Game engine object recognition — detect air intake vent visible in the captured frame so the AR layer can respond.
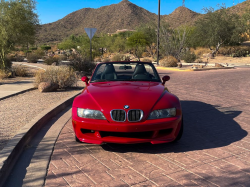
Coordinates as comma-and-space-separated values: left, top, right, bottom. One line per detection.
128, 110, 143, 122
111, 110, 126, 122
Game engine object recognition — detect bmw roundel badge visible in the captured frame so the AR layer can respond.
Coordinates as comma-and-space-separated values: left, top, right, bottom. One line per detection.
124, 105, 130, 109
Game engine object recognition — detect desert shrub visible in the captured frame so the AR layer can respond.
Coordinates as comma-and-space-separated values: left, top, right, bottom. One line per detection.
218, 46, 250, 57
7, 54, 24, 62
40, 45, 51, 51
102, 58, 110, 62
102, 53, 111, 59
111, 54, 123, 61
182, 51, 197, 63
141, 58, 152, 62
0, 57, 12, 70
68, 54, 78, 61
0, 69, 9, 79
231, 46, 250, 57
34, 67, 77, 88
195, 58, 204, 63
7, 54, 16, 61
194, 47, 210, 57
27, 53, 39, 63
15, 55, 24, 62
94, 57, 102, 62
34, 49, 45, 58
12, 65, 28, 77
58, 54, 67, 61
142, 52, 150, 58
69, 56, 96, 73
159, 56, 178, 67
218, 47, 232, 56
122, 55, 131, 61
44, 56, 59, 65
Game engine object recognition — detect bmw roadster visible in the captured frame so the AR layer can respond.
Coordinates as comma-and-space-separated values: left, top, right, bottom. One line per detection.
72, 61, 183, 144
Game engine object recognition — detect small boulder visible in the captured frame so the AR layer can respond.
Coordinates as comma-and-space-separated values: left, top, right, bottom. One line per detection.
215, 63, 224, 68
177, 63, 182, 68
38, 82, 59, 92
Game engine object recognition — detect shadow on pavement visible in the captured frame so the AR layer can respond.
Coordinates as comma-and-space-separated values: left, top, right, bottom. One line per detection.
101, 100, 248, 153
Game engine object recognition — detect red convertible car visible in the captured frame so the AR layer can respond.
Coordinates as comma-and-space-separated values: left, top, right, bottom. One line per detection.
72, 61, 183, 144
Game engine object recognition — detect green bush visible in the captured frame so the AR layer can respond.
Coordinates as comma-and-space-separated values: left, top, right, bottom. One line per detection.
40, 45, 51, 51
159, 56, 178, 67
232, 47, 250, 57
182, 51, 197, 63
218, 46, 250, 57
70, 56, 96, 73
30, 47, 37, 50
34, 66, 77, 89
0, 57, 12, 70
27, 53, 39, 63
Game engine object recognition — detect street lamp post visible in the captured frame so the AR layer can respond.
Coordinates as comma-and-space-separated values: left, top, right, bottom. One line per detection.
157, 0, 160, 65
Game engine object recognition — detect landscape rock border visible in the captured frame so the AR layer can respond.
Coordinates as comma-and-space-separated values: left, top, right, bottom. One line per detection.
0, 90, 82, 186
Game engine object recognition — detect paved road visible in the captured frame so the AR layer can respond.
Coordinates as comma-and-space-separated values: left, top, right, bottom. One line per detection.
44, 68, 250, 186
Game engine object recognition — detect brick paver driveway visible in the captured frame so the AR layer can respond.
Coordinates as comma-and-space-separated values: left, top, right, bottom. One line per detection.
46, 68, 250, 186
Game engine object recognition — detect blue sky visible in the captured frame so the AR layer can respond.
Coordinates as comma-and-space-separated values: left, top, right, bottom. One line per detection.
36, 0, 245, 24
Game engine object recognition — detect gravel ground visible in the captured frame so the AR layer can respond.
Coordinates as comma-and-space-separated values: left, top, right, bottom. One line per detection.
0, 86, 84, 151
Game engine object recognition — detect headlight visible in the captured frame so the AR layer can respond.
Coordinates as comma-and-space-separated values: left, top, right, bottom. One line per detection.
148, 108, 176, 119
77, 108, 106, 120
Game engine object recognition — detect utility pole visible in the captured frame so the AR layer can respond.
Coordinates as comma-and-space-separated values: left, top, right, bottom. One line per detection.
157, 0, 160, 65
84, 28, 97, 62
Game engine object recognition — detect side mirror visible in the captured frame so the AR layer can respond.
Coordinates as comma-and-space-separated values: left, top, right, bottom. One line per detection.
162, 75, 170, 85
81, 76, 89, 85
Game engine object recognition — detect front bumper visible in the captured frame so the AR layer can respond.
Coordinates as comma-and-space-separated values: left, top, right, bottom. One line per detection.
72, 114, 182, 144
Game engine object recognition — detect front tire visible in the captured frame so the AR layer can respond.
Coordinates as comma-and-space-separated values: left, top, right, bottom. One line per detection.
75, 135, 82, 143
173, 117, 183, 142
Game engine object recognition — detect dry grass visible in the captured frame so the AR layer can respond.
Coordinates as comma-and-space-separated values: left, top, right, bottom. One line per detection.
34, 66, 77, 89
12, 65, 28, 77
193, 47, 211, 57
0, 69, 8, 80
141, 58, 152, 62
159, 56, 178, 67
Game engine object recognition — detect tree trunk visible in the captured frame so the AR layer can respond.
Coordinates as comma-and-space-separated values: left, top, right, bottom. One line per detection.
211, 42, 222, 57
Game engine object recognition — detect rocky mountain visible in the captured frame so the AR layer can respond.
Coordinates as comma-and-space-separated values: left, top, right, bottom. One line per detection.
162, 6, 201, 28
37, 0, 249, 44
37, 0, 158, 43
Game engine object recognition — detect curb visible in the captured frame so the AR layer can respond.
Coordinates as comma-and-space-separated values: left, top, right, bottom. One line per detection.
0, 88, 36, 101
0, 90, 82, 187
156, 66, 235, 71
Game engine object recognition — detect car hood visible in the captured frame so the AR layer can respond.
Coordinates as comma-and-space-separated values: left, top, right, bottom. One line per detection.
74, 81, 168, 112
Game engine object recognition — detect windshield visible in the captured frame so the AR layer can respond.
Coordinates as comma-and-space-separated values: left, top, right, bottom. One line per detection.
90, 62, 161, 83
